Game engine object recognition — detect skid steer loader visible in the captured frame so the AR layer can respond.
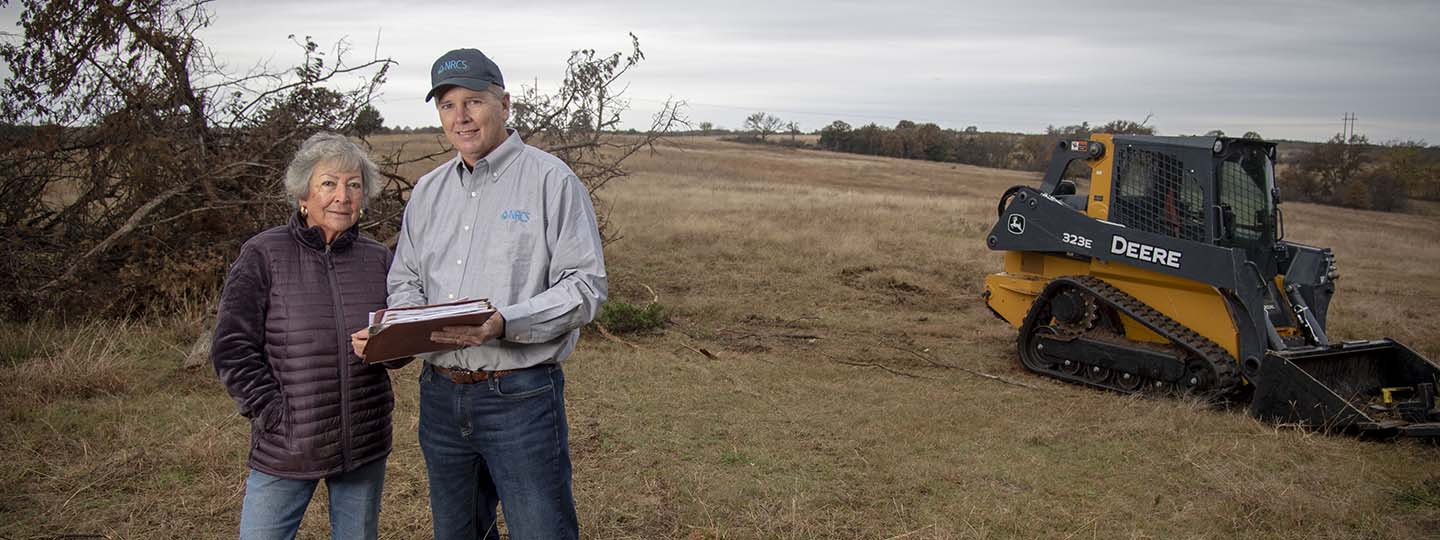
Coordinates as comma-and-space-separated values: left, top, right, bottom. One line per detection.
983, 134, 1440, 437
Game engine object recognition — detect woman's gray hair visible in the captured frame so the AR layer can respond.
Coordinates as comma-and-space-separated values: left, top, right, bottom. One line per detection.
284, 132, 383, 209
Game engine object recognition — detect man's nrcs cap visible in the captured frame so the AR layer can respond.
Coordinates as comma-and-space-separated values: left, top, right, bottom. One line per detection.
425, 48, 505, 102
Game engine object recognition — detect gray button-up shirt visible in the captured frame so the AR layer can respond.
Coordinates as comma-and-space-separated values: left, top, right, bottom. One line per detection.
387, 130, 607, 371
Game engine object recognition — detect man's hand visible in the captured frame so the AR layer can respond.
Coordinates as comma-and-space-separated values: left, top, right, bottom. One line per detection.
351, 328, 370, 359
432, 312, 506, 347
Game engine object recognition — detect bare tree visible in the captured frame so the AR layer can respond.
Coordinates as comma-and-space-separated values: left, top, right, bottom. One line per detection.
0, 0, 400, 319
744, 112, 783, 141
509, 33, 686, 244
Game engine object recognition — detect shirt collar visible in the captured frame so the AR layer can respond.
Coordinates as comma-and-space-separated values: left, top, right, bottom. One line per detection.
454, 128, 523, 183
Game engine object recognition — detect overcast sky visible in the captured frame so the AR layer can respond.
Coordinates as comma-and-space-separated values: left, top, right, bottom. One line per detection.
4, 0, 1438, 142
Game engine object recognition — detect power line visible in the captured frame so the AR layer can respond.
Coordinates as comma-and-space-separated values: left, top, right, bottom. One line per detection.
1342, 112, 1357, 141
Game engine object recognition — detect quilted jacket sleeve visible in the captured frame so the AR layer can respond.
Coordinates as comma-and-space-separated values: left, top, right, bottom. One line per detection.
211, 243, 283, 428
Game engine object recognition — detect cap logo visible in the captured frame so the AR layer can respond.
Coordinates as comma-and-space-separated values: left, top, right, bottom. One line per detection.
436, 59, 469, 76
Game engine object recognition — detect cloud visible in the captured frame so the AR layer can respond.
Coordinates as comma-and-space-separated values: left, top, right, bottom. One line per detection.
5, 0, 1437, 141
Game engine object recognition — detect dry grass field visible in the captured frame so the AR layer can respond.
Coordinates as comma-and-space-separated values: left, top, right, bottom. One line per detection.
3, 136, 1438, 539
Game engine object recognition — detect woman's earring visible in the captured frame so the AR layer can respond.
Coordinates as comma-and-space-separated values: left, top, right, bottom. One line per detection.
359, 208, 366, 219
300, 206, 308, 217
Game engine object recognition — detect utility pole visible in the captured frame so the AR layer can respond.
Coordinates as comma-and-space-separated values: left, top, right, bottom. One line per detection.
1341, 112, 1357, 142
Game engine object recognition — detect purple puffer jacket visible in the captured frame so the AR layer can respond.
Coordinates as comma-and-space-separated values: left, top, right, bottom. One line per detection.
212, 212, 408, 479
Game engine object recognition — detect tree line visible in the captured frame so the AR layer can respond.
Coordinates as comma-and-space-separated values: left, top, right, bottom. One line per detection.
815, 118, 1156, 172
1277, 134, 1440, 212
797, 116, 1438, 212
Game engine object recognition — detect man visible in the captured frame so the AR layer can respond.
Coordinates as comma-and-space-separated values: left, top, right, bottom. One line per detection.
386, 48, 606, 540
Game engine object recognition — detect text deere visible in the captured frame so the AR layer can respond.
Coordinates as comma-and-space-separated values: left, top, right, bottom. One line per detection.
1110, 235, 1182, 269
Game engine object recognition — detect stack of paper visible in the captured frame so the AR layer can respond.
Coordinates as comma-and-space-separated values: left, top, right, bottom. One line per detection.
371, 300, 494, 328
363, 299, 495, 363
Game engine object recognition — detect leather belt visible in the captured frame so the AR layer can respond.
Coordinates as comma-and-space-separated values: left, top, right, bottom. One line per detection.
431, 365, 514, 384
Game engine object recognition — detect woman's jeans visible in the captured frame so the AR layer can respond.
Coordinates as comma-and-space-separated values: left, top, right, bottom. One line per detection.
419, 362, 578, 540
238, 457, 386, 540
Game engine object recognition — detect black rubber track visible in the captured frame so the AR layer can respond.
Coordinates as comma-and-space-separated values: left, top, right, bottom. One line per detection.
1017, 275, 1243, 398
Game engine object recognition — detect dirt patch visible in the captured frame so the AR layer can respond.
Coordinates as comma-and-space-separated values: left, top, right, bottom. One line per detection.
872, 276, 925, 294
835, 265, 979, 313
838, 265, 926, 295
710, 314, 824, 354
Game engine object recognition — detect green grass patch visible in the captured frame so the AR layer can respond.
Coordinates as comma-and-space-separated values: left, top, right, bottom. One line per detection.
593, 300, 668, 334
720, 448, 751, 465
1393, 478, 1440, 510
0, 322, 58, 366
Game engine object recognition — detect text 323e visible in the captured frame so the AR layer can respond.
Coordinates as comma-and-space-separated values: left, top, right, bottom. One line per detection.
1062, 232, 1093, 250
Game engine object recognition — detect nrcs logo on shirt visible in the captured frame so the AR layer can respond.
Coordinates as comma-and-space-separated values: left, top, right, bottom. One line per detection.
500, 210, 531, 223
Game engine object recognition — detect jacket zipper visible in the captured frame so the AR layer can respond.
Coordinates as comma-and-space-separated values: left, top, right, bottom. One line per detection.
323, 244, 354, 471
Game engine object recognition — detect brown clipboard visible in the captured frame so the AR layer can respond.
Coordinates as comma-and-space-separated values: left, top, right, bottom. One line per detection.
363, 299, 494, 363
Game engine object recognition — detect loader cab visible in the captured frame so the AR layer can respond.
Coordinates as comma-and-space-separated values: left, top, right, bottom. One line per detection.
1097, 135, 1281, 275
1096, 135, 1295, 337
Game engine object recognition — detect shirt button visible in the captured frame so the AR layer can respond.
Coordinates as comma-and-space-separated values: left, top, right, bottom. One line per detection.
463, 225, 470, 231
456, 259, 463, 265
470, 191, 477, 198
492, 173, 498, 178
447, 294, 455, 300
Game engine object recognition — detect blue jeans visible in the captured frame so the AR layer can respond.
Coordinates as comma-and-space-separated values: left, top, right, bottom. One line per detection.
238, 458, 386, 540
418, 363, 577, 540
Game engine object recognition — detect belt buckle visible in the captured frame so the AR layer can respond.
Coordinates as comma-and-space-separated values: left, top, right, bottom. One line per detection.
460, 367, 485, 384
438, 364, 507, 384
439, 365, 475, 384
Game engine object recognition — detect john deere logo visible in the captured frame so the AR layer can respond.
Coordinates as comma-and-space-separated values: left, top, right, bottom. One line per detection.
436, 59, 469, 75
1007, 214, 1025, 234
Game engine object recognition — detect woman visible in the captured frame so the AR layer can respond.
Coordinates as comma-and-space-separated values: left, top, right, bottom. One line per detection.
212, 132, 407, 540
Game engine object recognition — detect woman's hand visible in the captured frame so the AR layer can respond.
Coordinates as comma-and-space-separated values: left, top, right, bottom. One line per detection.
351, 327, 370, 359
